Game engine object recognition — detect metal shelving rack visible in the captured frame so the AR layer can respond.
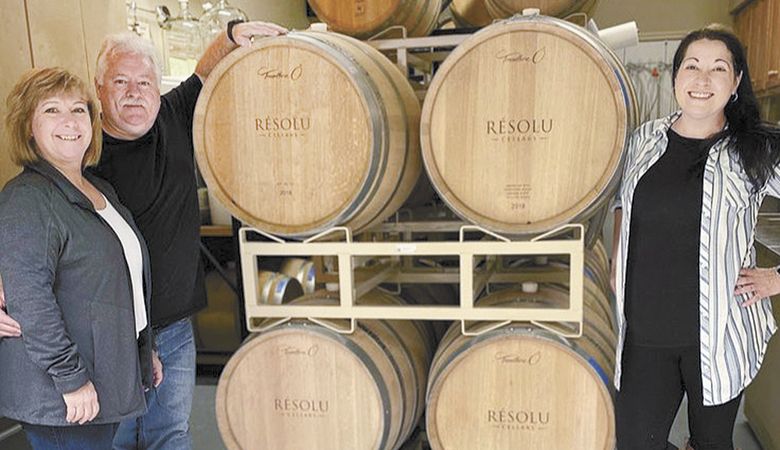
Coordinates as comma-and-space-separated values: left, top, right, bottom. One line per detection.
238, 222, 586, 338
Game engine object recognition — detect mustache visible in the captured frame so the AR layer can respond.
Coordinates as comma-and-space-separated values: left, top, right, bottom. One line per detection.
120, 99, 147, 107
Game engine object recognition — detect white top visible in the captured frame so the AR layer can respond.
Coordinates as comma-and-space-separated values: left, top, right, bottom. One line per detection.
96, 197, 147, 338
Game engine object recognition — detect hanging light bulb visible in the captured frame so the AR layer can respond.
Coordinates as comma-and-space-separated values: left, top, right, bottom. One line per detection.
126, 1, 141, 35
156, 5, 171, 30
199, 0, 248, 46
162, 0, 203, 77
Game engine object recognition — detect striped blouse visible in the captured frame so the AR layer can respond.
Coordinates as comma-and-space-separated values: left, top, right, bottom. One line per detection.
614, 111, 778, 406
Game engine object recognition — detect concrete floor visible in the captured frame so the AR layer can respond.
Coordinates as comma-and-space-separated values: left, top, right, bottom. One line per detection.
192, 376, 227, 450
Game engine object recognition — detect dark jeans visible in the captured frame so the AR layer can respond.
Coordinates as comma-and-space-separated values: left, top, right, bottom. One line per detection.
616, 343, 742, 450
22, 422, 118, 450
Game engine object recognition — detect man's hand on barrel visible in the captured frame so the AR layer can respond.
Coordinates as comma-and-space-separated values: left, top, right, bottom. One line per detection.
231, 21, 288, 46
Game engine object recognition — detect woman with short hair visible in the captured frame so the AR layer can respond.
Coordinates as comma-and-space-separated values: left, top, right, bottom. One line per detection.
0, 67, 162, 450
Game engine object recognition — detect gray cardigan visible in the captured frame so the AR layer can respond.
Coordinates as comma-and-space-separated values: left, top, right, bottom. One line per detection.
0, 160, 154, 426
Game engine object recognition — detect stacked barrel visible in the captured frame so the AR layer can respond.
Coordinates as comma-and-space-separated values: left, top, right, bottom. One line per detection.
307, 0, 443, 38
194, 15, 635, 241
215, 290, 436, 450
193, 5, 636, 449
450, 0, 599, 28
425, 242, 617, 449
420, 16, 636, 239
193, 31, 422, 238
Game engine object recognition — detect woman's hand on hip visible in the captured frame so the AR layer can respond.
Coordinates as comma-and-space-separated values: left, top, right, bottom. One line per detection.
62, 380, 100, 424
735, 267, 780, 307
0, 309, 21, 338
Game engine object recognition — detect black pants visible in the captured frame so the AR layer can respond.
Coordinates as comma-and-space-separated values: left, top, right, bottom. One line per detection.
616, 343, 742, 450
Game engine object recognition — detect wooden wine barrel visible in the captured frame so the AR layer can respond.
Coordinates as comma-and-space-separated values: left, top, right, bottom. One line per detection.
279, 258, 317, 293
513, 240, 611, 292
399, 283, 459, 342
308, 0, 443, 39
450, 0, 596, 28
474, 282, 616, 351
502, 239, 614, 307
194, 31, 422, 238
585, 239, 611, 293
420, 15, 637, 235
485, 0, 598, 20
256, 271, 304, 304
426, 285, 617, 450
546, 241, 615, 315
216, 289, 434, 450
577, 199, 607, 247
546, 281, 616, 336
450, 0, 494, 27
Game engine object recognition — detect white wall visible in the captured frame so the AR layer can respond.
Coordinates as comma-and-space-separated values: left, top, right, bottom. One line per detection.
591, 0, 733, 39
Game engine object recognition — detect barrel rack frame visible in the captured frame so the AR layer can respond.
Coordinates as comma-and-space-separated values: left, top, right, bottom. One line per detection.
366, 29, 472, 100
238, 222, 586, 338
369, 31, 469, 85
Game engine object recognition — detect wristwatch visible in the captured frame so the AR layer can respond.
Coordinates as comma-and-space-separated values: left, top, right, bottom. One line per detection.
227, 19, 246, 45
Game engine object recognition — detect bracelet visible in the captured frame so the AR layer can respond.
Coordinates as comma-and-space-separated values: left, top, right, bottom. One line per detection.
227, 19, 246, 45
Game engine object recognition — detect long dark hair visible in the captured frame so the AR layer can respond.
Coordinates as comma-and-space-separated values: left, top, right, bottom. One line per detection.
672, 25, 780, 192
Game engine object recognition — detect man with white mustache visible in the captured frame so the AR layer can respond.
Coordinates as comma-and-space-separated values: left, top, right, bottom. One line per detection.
90, 20, 286, 450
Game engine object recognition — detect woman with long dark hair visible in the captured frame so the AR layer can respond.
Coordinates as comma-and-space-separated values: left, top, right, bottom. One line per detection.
611, 24, 780, 449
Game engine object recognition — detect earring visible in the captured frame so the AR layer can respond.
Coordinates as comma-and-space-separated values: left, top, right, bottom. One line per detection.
730, 92, 739, 103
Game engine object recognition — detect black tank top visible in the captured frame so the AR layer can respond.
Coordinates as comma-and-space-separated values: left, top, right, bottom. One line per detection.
624, 128, 716, 346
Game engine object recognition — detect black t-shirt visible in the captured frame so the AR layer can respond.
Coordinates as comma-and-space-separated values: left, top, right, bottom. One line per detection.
93, 74, 206, 328
624, 128, 717, 346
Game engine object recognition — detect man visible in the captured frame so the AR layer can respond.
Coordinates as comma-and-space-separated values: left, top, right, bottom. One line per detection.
91, 21, 286, 449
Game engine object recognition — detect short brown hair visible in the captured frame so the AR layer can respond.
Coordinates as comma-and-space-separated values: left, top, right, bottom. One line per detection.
5, 67, 102, 168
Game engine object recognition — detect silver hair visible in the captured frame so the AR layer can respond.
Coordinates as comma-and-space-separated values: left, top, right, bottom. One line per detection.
95, 32, 163, 86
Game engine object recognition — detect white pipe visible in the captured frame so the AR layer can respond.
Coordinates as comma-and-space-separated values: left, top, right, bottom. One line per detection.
597, 21, 640, 50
